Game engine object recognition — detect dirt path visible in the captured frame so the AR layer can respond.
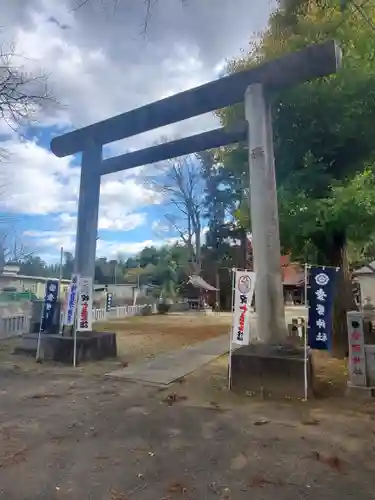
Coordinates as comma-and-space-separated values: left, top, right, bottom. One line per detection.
96, 313, 232, 364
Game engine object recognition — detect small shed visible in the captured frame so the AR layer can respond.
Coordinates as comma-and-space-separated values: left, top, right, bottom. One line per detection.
353, 261, 375, 307
281, 255, 305, 305
180, 275, 219, 309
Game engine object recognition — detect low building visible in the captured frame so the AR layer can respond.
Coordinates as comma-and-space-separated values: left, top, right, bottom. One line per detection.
281, 255, 305, 305
0, 265, 71, 299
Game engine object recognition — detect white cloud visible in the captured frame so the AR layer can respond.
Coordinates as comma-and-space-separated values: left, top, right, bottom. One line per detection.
2, 0, 273, 152
151, 219, 170, 234
24, 224, 178, 261
1, 0, 273, 260
0, 138, 78, 215
0, 138, 155, 232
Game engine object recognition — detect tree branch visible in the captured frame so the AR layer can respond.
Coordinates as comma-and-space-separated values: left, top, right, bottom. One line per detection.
0, 43, 56, 134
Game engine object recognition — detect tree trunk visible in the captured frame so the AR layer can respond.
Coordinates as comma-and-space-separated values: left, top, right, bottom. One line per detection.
195, 224, 201, 273
215, 268, 220, 309
321, 231, 355, 358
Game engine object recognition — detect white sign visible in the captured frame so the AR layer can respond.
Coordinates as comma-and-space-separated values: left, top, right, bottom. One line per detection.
347, 311, 366, 387
77, 276, 93, 331
232, 270, 256, 345
64, 274, 80, 326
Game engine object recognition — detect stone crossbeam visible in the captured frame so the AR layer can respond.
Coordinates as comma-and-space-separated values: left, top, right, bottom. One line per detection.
51, 40, 341, 158
99, 122, 247, 175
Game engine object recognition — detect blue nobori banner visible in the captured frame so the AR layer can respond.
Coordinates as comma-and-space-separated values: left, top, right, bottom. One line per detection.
307, 266, 338, 350
64, 274, 79, 326
41, 280, 59, 333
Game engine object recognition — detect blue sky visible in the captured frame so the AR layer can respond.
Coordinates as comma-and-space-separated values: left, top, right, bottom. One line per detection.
0, 0, 273, 264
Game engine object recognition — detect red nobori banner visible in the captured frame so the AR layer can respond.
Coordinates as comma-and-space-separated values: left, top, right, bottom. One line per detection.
232, 270, 256, 345
77, 276, 93, 332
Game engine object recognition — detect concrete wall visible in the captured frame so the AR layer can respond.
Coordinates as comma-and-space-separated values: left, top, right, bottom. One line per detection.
93, 284, 149, 305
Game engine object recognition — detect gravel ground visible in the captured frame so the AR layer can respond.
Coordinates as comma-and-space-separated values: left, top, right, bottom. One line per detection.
0, 364, 375, 500
0, 314, 374, 499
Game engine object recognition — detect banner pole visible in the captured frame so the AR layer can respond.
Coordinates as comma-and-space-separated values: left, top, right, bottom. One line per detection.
228, 267, 236, 390
303, 263, 308, 401
73, 310, 77, 368
35, 301, 45, 362
58, 246, 64, 334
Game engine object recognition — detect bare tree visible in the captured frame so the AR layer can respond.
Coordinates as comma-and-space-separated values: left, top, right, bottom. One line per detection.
0, 41, 53, 263
0, 223, 32, 270
0, 42, 53, 133
147, 156, 203, 273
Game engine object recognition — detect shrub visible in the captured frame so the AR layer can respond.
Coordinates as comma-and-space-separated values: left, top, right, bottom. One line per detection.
141, 304, 153, 316
157, 302, 171, 315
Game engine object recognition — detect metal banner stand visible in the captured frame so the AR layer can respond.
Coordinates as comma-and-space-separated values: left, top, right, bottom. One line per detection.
228, 268, 236, 390
35, 302, 46, 362
303, 263, 339, 401
73, 309, 78, 368
303, 263, 310, 401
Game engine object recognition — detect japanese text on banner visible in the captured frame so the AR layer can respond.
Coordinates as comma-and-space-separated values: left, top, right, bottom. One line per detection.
41, 280, 59, 333
307, 266, 338, 350
65, 274, 79, 326
77, 277, 93, 332
232, 270, 256, 345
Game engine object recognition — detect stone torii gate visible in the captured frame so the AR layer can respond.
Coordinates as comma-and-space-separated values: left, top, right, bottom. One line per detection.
51, 40, 341, 348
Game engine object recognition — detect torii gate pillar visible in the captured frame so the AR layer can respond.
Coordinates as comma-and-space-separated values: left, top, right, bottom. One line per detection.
74, 143, 102, 279
245, 84, 287, 343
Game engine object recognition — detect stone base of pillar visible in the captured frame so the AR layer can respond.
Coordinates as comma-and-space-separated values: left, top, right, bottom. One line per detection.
346, 384, 375, 400
15, 331, 117, 364
231, 344, 313, 399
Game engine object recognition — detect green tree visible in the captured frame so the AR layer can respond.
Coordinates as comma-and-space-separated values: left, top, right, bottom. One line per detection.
20, 256, 48, 277
62, 251, 75, 279
138, 246, 160, 268
220, 0, 375, 354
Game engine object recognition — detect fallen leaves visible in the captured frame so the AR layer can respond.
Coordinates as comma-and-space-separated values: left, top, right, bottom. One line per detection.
110, 490, 129, 500
0, 447, 29, 468
167, 481, 187, 494
249, 474, 284, 488
301, 418, 320, 426
253, 419, 270, 426
110, 483, 147, 499
162, 393, 188, 406
28, 393, 62, 400
312, 451, 345, 472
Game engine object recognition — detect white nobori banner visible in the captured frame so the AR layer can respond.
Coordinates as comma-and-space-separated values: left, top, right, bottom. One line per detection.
77, 276, 93, 332
232, 270, 256, 345
64, 274, 80, 326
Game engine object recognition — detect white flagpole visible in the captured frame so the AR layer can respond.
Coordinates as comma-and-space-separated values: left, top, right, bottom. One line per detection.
58, 246, 64, 334
73, 306, 78, 367
228, 267, 236, 390
303, 263, 309, 401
